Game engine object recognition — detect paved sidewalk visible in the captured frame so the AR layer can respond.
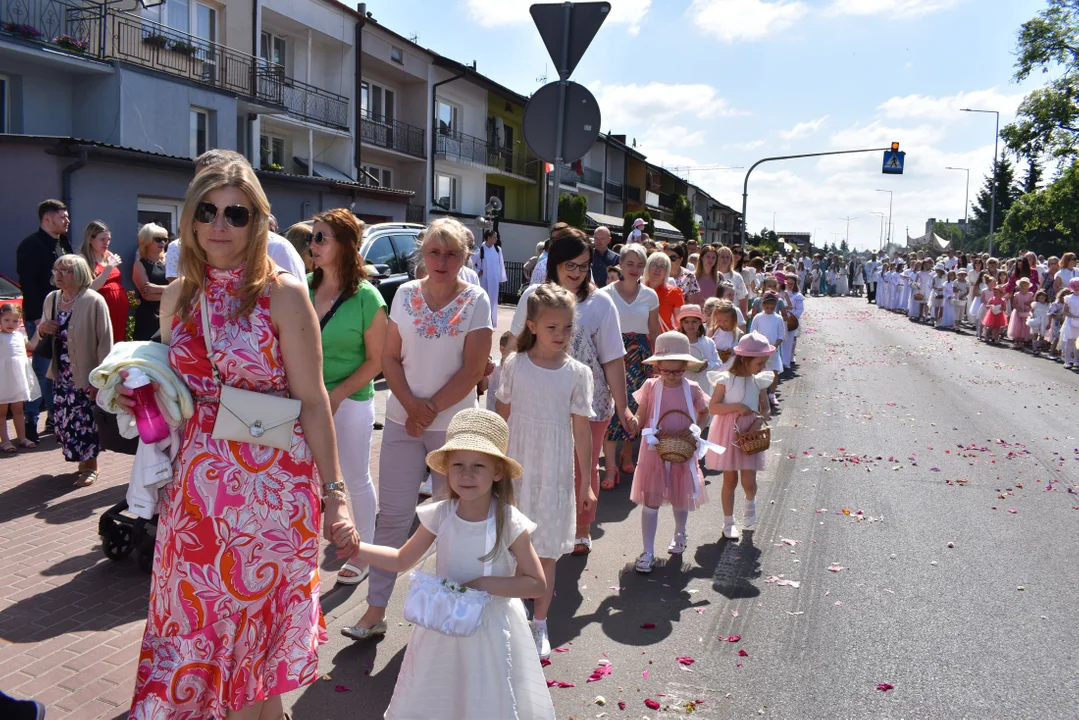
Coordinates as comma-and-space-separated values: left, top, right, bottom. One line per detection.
0, 307, 512, 718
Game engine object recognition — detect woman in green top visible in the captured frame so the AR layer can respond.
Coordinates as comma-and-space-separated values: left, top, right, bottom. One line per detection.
309, 208, 388, 584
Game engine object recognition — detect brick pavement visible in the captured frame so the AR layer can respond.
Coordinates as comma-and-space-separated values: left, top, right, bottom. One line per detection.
0, 307, 512, 718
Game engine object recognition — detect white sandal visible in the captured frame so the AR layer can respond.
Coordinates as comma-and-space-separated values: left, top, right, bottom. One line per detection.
336, 562, 369, 586
667, 533, 688, 555
635, 552, 655, 573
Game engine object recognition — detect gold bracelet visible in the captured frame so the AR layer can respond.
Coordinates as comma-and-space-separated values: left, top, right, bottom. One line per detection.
324, 489, 348, 503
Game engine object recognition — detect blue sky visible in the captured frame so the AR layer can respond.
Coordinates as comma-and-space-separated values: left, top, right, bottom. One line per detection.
366, 0, 1045, 250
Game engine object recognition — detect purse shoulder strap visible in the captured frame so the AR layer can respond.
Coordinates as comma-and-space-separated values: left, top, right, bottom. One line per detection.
319, 289, 355, 331
199, 291, 222, 385
432, 499, 497, 577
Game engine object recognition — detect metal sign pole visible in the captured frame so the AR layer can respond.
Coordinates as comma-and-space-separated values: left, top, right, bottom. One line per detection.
546, 2, 572, 230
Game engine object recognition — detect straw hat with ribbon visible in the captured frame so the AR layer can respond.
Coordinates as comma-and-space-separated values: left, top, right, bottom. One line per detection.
426, 408, 523, 480
643, 331, 706, 370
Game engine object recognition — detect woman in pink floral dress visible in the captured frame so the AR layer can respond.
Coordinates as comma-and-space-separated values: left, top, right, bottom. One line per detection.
127, 162, 359, 719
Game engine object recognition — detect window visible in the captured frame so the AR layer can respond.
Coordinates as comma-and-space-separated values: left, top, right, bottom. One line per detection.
0, 76, 7, 134
190, 107, 209, 157
260, 31, 286, 71
390, 46, 403, 64
388, 234, 418, 274
360, 80, 395, 123
361, 163, 392, 189
436, 99, 459, 136
138, 199, 183, 236
144, 0, 189, 33
364, 235, 396, 267
260, 134, 285, 168
435, 174, 459, 211
195, 2, 217, 44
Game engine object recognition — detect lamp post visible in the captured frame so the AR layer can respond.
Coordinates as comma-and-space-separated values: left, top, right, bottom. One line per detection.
839, 215, 857, 249
944, 166, 970, 235
960, 108, 1000, 257
875, 189, 893, 249
871, 211, 886, 252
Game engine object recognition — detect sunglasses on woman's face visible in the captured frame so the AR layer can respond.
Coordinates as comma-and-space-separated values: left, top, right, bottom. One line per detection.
656, 367, 686, 375
307, 231, 335, 246
195, 201, 251, 228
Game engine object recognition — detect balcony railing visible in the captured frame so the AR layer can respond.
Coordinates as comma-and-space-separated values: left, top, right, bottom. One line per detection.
360, 111, 426, 159
559, 165, 578, 186
658, 192, 675, 209
488, 145, 540, 179
1, 0, 106, 59
437, 129, 488, 166
579, 166, 602, 188
282, 76, 349, 130
111, 10, 282, 105
626, 186, 641, 203
605, 179, 624, 199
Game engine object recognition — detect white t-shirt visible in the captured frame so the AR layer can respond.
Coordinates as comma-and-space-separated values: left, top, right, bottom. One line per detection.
719, 270, 748, 302
945, 256, 959, 270
599, 283, 659, 335
386, 280, 493, 431
163, 232, 307, 289
529, 254, 548, 286
458, 266, 481, 286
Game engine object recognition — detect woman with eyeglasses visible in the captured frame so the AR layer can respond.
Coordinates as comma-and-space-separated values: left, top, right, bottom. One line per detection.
125, 162, 359, 719
344, 216, 493, 641
131, 223, 169, 341
307, 209, 387, 587
511, 224, 634, 558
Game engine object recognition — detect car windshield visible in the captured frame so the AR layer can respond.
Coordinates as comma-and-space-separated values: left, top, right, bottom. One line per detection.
0, 277, 20, 299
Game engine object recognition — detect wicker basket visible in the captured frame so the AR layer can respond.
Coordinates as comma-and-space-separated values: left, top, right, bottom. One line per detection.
718, 349, 734, 364
734, 416, 771, 456
655, 409, 698, 463
785, 313, 799, 332
913, 292, 925, 302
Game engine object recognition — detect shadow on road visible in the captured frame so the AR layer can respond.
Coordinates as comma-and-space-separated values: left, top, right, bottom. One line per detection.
707, 531, 762, 599
290, 635, 403, 719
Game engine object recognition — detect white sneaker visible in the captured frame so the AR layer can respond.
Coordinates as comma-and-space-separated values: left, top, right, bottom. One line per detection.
723, 519, 741, 540
532, 620, 551, 659
418, 475, 433, 497
743, 500, 757, 528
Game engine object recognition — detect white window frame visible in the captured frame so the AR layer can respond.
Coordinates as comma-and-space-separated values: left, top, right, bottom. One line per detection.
143, 0, 190, 33
435, 173, 460, 211
0, 75, 8, 134
260, 30, 287, 72
138, 199, 183, 234
260, 132, 286, 168
360, 79, 396, 123
190, 107, 209, 158
361, 163, 393, 189
435, 98, 460, 137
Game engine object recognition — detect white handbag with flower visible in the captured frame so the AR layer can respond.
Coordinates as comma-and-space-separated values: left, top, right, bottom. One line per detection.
403, 501, 494, 637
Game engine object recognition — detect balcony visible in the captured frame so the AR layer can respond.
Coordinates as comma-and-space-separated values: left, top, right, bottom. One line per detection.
559, 164, 602, 189
605, 179, 624, 199
658, 192, 675, 209
559, 165, 578, 186
111, 10, 282, 106
1, 0, 106, 59
436, 129, 487, 166
488, 145, 540, 180
361, 111, 426, 159
281, 76, 349, 130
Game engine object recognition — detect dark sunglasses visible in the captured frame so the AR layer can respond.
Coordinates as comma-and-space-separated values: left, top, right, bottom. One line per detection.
195, 201, 251, 228
307, 231, 334, 246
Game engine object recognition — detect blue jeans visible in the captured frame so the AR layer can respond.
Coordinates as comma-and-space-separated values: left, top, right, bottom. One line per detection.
23, 320, 53, 431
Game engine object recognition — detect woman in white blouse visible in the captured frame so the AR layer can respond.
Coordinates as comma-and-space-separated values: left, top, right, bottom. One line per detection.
717, 245, 749, 317
599, 243, 659, 490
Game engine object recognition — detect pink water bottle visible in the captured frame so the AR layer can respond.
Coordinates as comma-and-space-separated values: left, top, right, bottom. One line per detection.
124, 368, 169, 443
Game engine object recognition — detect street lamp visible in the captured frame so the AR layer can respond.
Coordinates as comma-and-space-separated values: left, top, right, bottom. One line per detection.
944, 166, 970, 234
871, 211, 886, 252
960, 108, 1000, 257
875, 189, 893, 249
839, 215, 857, 248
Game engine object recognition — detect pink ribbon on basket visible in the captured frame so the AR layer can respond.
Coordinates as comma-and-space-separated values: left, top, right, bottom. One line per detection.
640, 380, 724, 501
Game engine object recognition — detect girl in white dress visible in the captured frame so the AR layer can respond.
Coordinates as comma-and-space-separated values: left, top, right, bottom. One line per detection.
748, 293, 785, 409
497, 284, 594, 659
0, 304, 42, 452
930, 264, 948, 326
1028, 289, 1050, 354
676, 304, 720, 398
1062, 279, 1079, 368
707, 300, 741, 372
353, 408, 554, 720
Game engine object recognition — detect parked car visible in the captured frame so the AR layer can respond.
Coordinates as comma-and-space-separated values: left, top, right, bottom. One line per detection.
0, 275, 22, 312
360, 222, 425, 306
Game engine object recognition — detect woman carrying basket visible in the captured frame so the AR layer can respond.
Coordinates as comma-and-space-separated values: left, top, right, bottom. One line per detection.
629, 331, 711, 573
705, 332, 775, 541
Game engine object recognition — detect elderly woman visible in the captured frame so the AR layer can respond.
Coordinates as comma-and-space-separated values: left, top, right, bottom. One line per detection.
345, 217, 492, 640
32, 255, 112, 486
124, 162, 359, 719
80, 221, 128, 343
132, 223, 169, 341
285, 220, 315, 274
599, 243, 659, 489
665, 242, 700, 299
644, 251, 685, 331
512, 224, 634, 558
307, 208, 387, 586
717, 246, 749, 316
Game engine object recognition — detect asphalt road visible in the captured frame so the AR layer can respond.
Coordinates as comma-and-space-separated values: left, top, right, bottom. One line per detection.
285, 297, 1079, 720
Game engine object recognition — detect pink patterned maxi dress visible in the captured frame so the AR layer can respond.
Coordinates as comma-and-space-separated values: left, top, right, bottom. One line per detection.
131, 266, 326, 718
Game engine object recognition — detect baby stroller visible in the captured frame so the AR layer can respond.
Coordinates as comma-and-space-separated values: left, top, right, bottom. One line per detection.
95, 407, 158, 573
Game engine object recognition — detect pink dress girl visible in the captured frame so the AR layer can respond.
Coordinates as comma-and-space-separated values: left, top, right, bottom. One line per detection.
1008, 286, 1034, 342
631, 376, 710, 511
983, 293, 1009, 330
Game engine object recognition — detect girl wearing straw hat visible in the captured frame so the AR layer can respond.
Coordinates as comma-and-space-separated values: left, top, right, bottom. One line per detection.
630, 331, 711, 573
705, 332, 775, 541
349, 408, 554, 719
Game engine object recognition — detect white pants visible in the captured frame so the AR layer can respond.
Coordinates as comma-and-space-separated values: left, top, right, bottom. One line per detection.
334, 397, 378, 552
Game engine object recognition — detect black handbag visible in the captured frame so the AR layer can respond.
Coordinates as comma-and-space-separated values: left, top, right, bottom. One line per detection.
94, 406, 139, 456
33, 295, 56, 361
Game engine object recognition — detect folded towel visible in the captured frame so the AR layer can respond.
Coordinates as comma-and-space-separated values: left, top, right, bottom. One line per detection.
90, 341, 193, 431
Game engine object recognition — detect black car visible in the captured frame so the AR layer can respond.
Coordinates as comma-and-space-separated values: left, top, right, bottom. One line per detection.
360, 223, 424, 306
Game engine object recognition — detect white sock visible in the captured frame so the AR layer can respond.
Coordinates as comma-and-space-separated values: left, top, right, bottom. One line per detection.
533, 618, 546, 629
724, 514, 736, 528
673, 509, 689, 537
641, 507, 659, 555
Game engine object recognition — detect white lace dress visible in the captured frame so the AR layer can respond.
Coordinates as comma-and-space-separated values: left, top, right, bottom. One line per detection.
497, 352, 594, 558
385, 501, 554, 720
0, 331, 40, 404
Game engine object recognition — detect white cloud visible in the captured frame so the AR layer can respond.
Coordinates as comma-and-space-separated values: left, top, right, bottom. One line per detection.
589, 81, 745, 130
780, 115, 829, 140
827, 0, 966, 19
463, 0, 652, 35
725, 139, 767, 151
877, 88, 1024, 120
688, 0, 808, 42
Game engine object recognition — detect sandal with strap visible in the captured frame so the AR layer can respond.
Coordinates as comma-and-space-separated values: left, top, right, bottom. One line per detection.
600, 469, 618, 492
18, 438, 36, 449
635, 552, 655, 573
74, 470, 98, 488
571, 537, 592, 556
667, 533, 688, 555
0, 441, 16, 454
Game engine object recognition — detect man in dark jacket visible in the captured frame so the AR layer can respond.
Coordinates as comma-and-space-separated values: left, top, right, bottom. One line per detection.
16, 199, 72, 442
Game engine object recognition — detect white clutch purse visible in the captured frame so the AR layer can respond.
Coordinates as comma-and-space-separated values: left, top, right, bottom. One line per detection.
403, 501, 495, 637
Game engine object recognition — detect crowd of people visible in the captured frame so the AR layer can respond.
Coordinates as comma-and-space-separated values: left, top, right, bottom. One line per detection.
3, 148, 817, 719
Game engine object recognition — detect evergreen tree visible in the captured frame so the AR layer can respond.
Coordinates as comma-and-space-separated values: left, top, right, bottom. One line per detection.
840, 238, 849, 254
558, 194, 588, 230
1021, 157, 1043, 193
670, 195, 700, 241
968, 152, 1019, 240
622, 210, 655, 238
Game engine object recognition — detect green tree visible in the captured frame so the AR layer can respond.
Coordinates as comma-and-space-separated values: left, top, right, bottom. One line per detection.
999, 160, 1079, 257
558, 194, 588, 230
622, 210, 655, 239
1001, 0, 1079, 162
1021, 157, 1044, 194
968, 152, 1019, 241
839, 238, 849, 254
932, 221, 966, 247
670, 195, 699, 241
747, 227, 779, 254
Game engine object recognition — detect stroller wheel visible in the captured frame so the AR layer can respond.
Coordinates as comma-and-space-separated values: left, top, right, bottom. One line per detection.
102, 524, 134, 560
136, 534, 156, 574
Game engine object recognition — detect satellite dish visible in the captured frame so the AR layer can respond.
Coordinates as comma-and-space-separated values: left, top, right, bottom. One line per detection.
486, 196, 503, 214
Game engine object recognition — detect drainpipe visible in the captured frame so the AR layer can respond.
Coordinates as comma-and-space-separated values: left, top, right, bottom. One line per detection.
61, 147, 89, 213
430, 67, 467, 214
602, 136, 608, 216
251, 0, 261, 164
354, 4, 366, 180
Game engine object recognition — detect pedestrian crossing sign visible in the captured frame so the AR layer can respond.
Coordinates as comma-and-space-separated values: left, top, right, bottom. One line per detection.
882, 150, 905, 174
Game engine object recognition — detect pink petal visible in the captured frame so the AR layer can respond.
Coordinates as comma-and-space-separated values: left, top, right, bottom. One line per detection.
618, 701, 626, 710
726, 635, 742, 642
828, 565, 846, 572
546, 680, 575, 688
553, 647, 570, 653
334, 685, 351, 692
540, 658, 552, 667
676, 656, 695, 665
737, 649, 749, 657
643, 669, 649, 680
640, 622, 657, 629
644, 698, 661, 710
876, 683, 895, 692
